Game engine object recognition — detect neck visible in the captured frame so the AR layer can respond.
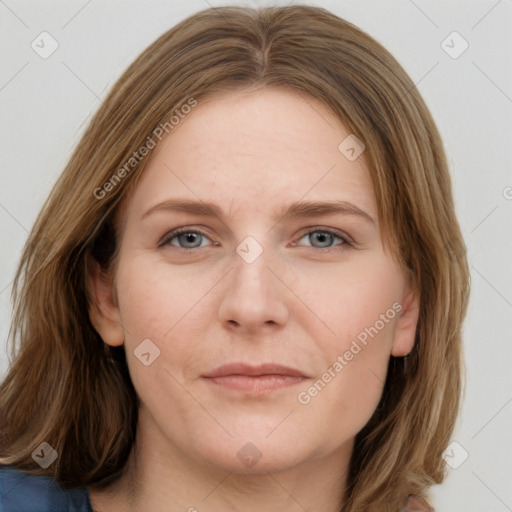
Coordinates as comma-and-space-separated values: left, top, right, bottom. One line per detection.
88, 410, 353, 512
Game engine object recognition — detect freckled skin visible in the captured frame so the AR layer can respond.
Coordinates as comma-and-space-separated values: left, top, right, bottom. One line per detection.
88, 88, 419, 512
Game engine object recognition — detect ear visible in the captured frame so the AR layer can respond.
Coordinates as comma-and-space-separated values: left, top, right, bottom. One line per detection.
391, 283, 420, 357
85, 253, 125, 347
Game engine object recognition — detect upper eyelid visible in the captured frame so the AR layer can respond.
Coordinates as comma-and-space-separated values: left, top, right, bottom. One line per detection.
161, 226, 352, 246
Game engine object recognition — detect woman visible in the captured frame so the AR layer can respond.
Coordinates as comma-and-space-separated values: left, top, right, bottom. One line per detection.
0, 4, 469, 511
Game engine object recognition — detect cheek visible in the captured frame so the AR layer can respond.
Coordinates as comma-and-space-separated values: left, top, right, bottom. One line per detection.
293, 255, 402, 418
295, 312, 397, 445
115, 255, 215, 343
113, 259, 208, 420
112, 257, 213, 402
295, 252, 403, 345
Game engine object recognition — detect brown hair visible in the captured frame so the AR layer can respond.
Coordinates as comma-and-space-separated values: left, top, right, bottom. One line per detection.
0, 5, 469, 511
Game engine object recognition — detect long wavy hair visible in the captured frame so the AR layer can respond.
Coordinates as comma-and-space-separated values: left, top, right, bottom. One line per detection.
0, 5, 470, 511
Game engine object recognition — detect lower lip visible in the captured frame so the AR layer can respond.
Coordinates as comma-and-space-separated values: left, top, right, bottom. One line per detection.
204, 375, 305, 393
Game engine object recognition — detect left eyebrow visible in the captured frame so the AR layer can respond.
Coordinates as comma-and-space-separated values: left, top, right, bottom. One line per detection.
277, 199, 375, 226
141, 198, 375, 226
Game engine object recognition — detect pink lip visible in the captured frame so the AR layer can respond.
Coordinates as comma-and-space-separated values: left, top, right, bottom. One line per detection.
202, 363, 309, 393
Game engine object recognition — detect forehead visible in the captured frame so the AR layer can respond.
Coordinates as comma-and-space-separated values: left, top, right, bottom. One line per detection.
124, 87, 376, 224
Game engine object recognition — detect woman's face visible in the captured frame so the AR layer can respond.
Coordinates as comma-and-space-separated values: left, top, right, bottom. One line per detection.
90, 87, 419, 474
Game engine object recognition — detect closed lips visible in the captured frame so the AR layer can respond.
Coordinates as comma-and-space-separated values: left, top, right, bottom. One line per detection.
201, 363, 309, 394
202, 363, 309, 378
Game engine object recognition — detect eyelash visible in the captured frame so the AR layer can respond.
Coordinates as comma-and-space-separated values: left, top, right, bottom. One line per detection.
159, 227, 354, 253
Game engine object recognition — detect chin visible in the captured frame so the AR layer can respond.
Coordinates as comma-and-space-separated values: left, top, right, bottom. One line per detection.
187, 429, 308, 474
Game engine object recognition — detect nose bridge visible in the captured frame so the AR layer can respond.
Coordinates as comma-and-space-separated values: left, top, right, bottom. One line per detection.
217, 234, 290, 330
232, 234, 275, 295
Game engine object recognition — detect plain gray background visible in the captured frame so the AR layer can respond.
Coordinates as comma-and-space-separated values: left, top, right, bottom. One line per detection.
1, 1, 511, 510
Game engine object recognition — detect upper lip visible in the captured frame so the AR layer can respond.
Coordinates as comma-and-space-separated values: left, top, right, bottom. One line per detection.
202, 363, 309, 378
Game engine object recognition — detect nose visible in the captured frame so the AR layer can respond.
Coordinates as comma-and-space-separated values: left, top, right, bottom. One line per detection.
217, 242, 290, 335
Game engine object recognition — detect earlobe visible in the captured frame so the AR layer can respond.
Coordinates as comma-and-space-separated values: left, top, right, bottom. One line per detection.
391, 285, 420, 357
85, 253, 125, 347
